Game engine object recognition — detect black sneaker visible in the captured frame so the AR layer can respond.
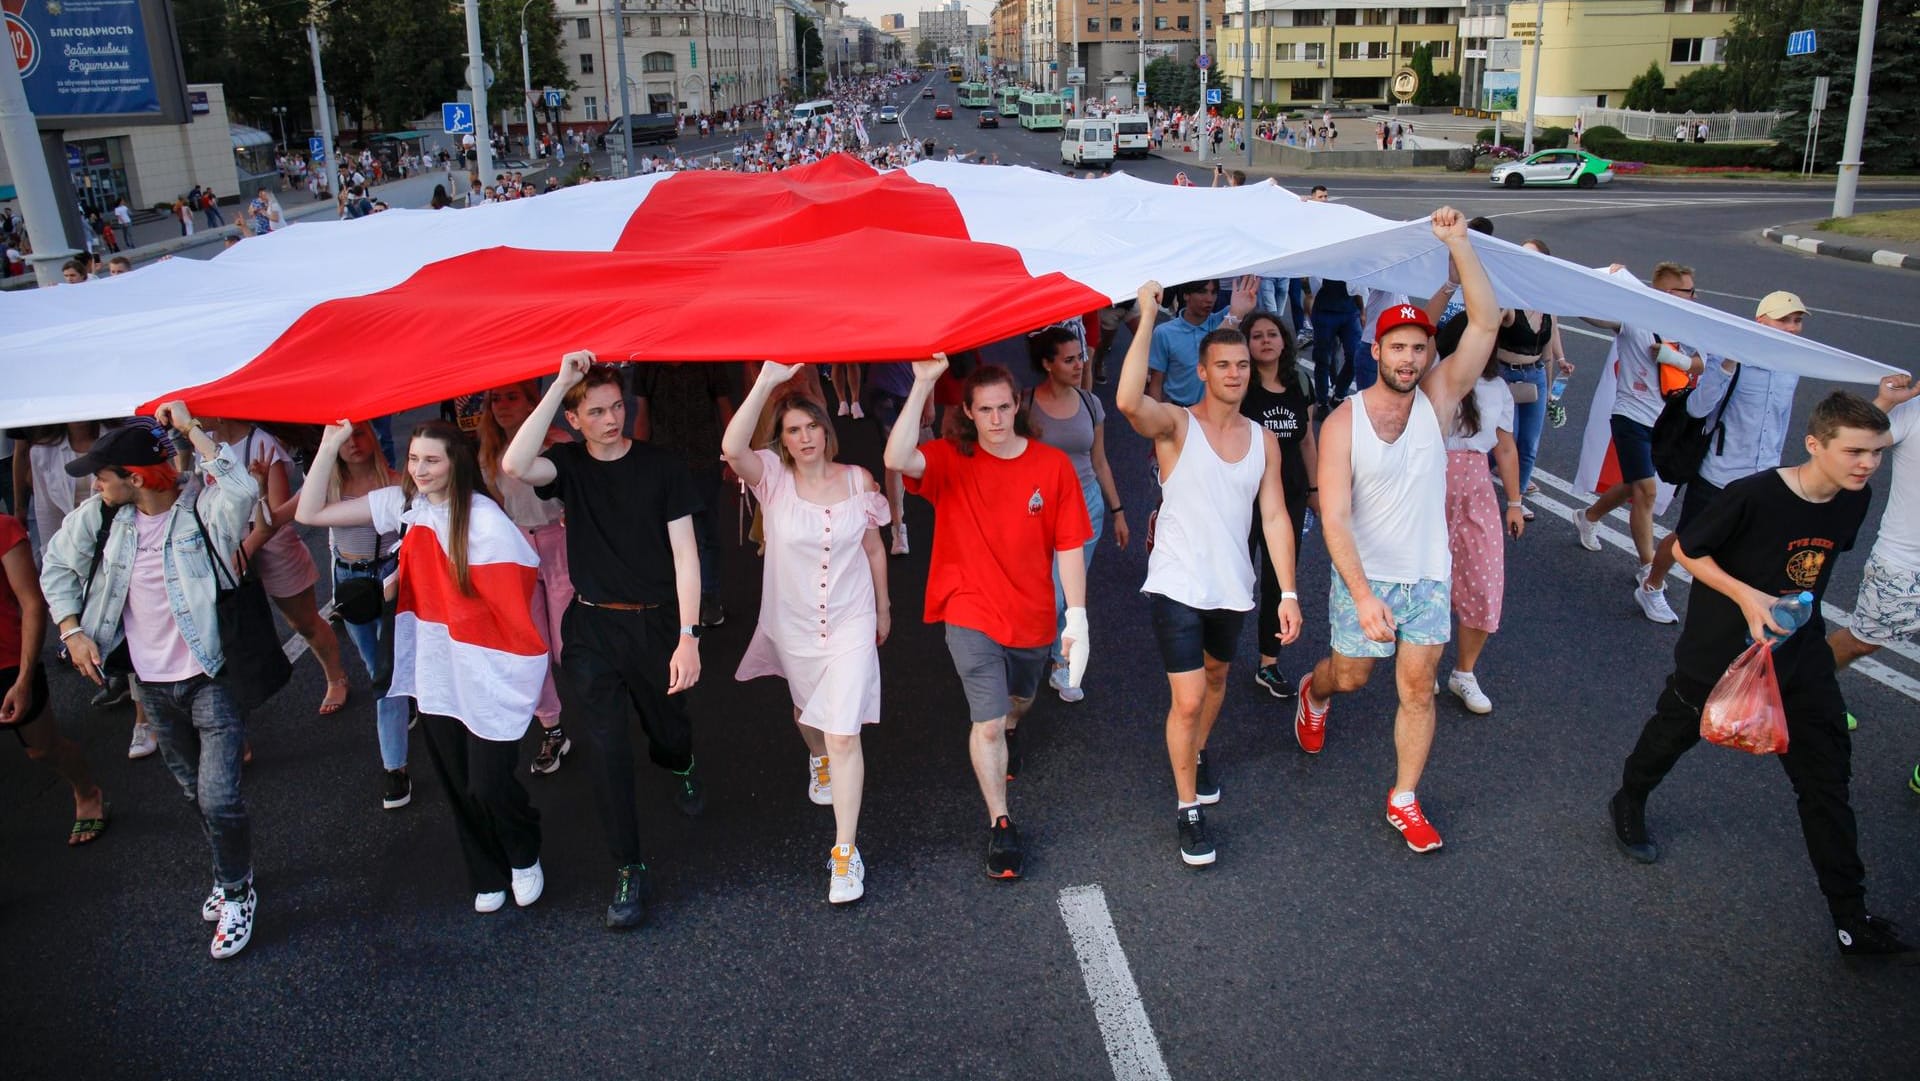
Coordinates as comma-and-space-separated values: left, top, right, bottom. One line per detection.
1177, 806, 1215, 867
91, 674, 131, 709
1194, 750, 1220, 805
531, 728, 570, 775
1004, 728, 1023, 782
699, 596, 726, 627
1254, 664, 1294, 699
607, 864, 648, 930
382, 769, 411, 810
1610, 789, 1658, 863
672, 759, 705, 817
985, 815, 1023, 879
1835, 914, 1918, 961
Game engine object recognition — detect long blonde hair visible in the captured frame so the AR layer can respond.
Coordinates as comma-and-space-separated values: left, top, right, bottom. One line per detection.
326, 421, 398, 502
476, 379, 544, 486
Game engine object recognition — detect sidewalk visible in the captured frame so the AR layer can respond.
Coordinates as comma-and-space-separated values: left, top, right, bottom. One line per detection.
1761, 219, 1920, 271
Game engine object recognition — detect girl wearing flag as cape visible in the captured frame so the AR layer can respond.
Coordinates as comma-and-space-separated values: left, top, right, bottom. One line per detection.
298, 420, 548, 915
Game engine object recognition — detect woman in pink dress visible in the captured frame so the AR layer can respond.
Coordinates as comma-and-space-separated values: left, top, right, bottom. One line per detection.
722, 361, 890, 905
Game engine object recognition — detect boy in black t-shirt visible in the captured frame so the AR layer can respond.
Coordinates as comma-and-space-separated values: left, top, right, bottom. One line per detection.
503, 353, 707, 932
1609, 392, 1913, 960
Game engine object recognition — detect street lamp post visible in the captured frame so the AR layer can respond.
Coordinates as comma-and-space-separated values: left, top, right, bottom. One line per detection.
463, 0, 494, 185
271, 105, 289, 151
611, 0, 635, 176
520, 0, 541, 164
306, 13, 339, 194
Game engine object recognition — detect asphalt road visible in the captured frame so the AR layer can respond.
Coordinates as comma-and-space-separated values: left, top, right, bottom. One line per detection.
7, 75, 1920, 1081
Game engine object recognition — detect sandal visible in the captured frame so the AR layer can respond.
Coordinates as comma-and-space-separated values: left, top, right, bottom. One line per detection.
318, 678, 350, 716
69, 801, 110, 847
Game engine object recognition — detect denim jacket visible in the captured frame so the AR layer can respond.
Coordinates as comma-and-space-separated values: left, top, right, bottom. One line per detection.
39, 441, 261, 678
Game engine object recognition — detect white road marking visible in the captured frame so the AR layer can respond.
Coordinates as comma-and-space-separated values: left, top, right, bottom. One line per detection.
1057, 885, 1173, 1081
1528, 470, 1920, 701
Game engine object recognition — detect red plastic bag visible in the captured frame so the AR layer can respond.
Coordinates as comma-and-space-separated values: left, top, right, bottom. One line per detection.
1700, 641, 1790, 756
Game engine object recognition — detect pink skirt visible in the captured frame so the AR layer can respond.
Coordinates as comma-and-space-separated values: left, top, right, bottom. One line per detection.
1444, 450, 1504, 633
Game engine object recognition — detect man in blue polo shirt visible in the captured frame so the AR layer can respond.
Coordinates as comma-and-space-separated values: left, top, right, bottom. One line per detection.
1148, 277, 1258, 405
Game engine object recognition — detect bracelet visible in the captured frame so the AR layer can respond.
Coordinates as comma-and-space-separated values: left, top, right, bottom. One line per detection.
1280, 591, 1299, 600
1109, 505, 1124, 515
59, 626, 84, 642
1307, 486, 1319, 493
1507, 501, 1524, 508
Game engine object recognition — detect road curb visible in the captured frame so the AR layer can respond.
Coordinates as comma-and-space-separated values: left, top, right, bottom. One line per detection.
1760, 226, 1920, 271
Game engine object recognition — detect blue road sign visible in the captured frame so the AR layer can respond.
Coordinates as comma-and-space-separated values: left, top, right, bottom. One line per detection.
308, 136, 325, 164
1787, 29, 1817, 56
442, 102, 475, 134
1197, 54, 1211, 70
544, 89, 564, 108
1205, 88, 1222, 106
1136, 81, 1147, 98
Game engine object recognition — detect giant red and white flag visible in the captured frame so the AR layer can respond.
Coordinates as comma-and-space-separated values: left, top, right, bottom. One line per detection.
0, 155, 1901, 427
370, 489, 546, 742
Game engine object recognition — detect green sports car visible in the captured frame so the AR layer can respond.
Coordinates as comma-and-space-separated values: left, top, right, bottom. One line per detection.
1489, 148, 1615, 189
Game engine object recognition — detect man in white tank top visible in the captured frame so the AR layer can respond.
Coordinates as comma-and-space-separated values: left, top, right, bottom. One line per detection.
1294, 207, 1500, 855
1117, 282, 1302, 869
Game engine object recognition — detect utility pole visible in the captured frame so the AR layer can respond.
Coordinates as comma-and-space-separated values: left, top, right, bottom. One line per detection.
1242, 0, 1252, 167
1197, 0, 1208, 163
464, 0, 494, 184
1138, 0, 1147, 109
611, 0, 635, 175
1521, 0, 1544, 154
307, 18, 339, 194
1832, 0, 1879, 218
521, 0, 539, 164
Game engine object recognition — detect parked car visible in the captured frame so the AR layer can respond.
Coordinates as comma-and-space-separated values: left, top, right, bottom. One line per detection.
1489, 148, 1615, 189
934, 104, 953, 119
978, 110, 999, 128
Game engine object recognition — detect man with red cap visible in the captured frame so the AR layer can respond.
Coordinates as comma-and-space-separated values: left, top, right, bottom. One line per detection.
1292, 206, 1500, 853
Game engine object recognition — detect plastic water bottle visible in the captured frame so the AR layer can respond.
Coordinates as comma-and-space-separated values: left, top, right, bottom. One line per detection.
1764, 591, 1816, 648
1549, 374, 1568, 401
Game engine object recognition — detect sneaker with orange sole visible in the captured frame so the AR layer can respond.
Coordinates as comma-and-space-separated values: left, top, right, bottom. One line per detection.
1386, 793, 1443, 852
1294, 673, 1328, 754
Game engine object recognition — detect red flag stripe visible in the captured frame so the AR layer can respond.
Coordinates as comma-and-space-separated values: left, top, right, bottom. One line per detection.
396, 525, 546, 657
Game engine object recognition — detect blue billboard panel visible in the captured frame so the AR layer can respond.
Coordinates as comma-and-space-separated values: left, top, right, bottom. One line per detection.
6, 0, 189, 126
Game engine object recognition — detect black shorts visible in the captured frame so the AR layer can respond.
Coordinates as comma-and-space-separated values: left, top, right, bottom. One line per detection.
1148, 594, 1247, 673
1676, 477, 1724, 532
1, 663, 51, 742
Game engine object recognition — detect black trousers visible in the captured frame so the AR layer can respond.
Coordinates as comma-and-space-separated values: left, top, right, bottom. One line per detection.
561, 602, 694, 867
1249, 493, 1308, 659
417, 713, 541, 895
1620, 665, 1867, 922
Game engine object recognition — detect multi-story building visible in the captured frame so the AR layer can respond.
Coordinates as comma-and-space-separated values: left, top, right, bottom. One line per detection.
1212, 1, 1462, 109
991, 0, 1024, 74
919, 3, 980, 63
1031, 0, 1219, 98
554, 0, 784, 124
1458, 0, 1737, 123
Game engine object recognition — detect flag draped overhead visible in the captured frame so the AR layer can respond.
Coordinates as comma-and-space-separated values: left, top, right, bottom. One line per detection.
0, 154, 1902, 427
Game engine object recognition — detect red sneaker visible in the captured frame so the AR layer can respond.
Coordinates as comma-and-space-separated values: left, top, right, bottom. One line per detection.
1294, 673, 1327, 754
1386, 794, 1443, 853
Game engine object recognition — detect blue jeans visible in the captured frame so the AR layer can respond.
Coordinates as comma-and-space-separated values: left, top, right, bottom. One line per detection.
137, 675, 252, 889
1353, 341, 1378, 393
335, 560, 410, 771
1310, 308, 1363, 407
1499, 364, 1547, 493
1050, 486, 1105, 667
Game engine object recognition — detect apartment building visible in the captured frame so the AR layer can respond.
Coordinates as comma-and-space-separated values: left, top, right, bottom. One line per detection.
1212, 1, 1462, 108
553, 0, 784, 124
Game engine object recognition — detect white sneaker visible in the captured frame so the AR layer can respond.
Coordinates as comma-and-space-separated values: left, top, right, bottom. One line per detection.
475, 890, 507, 913
510, 861, 544, 907
209, 885, 256, 960
1447, 671, 1493, 714
889, 529, 909, 557
202, 883, 224, 922
1634, 582, 1679, 624
808, 755, 833, 806
836, 400, 851, 416
850, 401, 865, 420
828, 844, 865, 904
1049, 666, 1085, 704
128, 721, 157, 759
1574, 509, 1602, 552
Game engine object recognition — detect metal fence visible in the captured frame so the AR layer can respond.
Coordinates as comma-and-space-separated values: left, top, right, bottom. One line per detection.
1577, 107, 1787, 143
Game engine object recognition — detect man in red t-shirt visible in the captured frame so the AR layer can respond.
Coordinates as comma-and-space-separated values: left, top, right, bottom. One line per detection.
885, 356, 1092, 880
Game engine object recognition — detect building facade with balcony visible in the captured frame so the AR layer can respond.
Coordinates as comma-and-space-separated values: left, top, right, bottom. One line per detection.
1213, 1, 1462, 109
1457, 0, 1737, 124
1035, 0, 1219, 98
554, 0, 783, 125
992, 0, 1025, 74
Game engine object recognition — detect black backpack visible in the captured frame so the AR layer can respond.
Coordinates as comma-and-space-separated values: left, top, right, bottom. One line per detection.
1650, 360, 1741, 486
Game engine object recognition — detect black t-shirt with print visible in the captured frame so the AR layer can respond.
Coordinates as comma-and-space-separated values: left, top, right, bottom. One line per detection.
1240, 376, 1311, 505
1673, 469, 1869, 684
536, 440, 701, 605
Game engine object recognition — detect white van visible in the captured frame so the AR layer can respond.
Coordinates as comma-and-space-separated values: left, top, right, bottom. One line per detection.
1059, 118, 1116, 169
1113, 113, 1151, 158
790, 100, 836, 125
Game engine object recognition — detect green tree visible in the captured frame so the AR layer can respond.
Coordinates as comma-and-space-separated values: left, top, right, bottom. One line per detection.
321, 0, 384, 133
480, 0, 576, 126
1764, 0, 1920, 172
366, 0, 468, 131
916, 37, 937, 65
1669, 66, 1734, 112
794, 15, 826, 87
174, 0, 314, 141
1622, 61, 1667, 110
1720, 0, 1831, 110
1145, 56, 1230, 112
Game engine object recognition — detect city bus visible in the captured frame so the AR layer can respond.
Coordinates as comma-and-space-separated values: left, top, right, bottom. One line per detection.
958, 82, 992, 109
1017, 91, 1064, 131
998, 85, 1021, 116
947, 64, 964, 82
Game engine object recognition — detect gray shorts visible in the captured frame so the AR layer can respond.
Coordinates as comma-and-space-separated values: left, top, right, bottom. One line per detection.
944, 623, 1049, 723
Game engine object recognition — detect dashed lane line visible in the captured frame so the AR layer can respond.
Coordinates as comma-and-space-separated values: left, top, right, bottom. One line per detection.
1057, 885, 1173, 1081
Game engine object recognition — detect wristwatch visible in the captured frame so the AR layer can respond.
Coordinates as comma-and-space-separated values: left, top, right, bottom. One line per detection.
679, 625, 702, 640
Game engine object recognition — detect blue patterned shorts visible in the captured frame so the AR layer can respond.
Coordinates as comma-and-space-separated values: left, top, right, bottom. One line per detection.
1850, 555, 1920, 645
1329, 577, 1452, 658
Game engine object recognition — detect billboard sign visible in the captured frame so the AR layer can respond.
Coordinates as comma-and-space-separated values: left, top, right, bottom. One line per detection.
1481, 71, 1520, 112
6, 0, 189, 127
